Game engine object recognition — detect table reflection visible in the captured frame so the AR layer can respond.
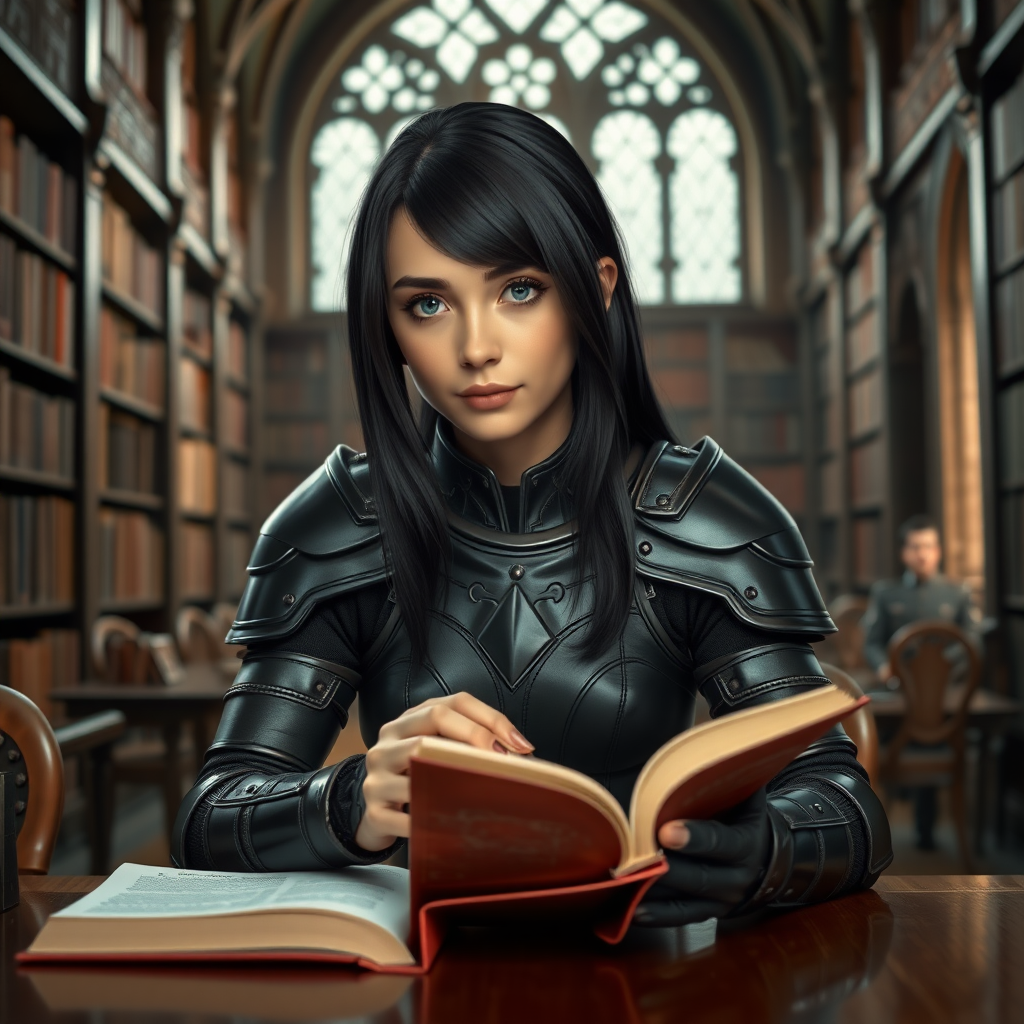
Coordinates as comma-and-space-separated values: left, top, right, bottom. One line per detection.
21, 890, 893, 1023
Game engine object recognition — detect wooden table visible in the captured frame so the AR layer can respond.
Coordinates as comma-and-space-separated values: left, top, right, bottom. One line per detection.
3, 875, 1023, 1022
51, 664, 234, 848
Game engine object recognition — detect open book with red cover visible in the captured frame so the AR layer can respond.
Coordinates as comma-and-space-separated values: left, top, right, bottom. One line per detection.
20, 685, 866, 973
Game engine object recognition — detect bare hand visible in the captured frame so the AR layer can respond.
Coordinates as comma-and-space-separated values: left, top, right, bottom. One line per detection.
354, 693, 533, 851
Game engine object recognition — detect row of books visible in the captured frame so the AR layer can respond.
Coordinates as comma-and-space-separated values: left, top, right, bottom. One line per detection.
993, 168, 1024, 270
852, 514, 882, 587
726, 412, 801, 457
0, 237, 76, 367
0, 368, 75, 478
99, 404, 157, 494
100, 306, 165, 407
848, 368, 883, 438
228, 320, 248, 382
265, 342, 327, 376
1003, 492, 1024, 599
179, 438, 217, 514
223, 390, 248, 453
103, 0, 148, 100
183, 289, 212, 360
264, 376, 328, 416
0, 117, 77, 256
1000, 382, 1024, 488
101, 194, 164, 318
179, 358, 211, 433
223, 527, 251, 597
223, 458, 250, 520
992, 69, 1024, 182
99, 508, 164, 602
0, 494, 75, 607
725, 372, 800, 410
181, 521, 214, 599
749, 462, 804, 515
850, 436, 884, 509
263, 421, 330, 465
996, 266, 1024, 376
0, 630, 81, 722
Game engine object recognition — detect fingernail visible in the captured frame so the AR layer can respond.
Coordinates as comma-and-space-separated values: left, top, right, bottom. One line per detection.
493, 741, 509, 754
663, 823, 690, 850
509, 729, 534, 751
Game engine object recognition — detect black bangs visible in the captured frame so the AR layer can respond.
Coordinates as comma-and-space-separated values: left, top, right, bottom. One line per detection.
345, 102, 674, 663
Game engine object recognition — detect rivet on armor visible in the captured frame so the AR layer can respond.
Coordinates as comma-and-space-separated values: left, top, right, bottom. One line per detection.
15, 773, 26, 786
282, 593, 296, 605
727, 678, 741, 693
14, 801, 25, 814
509, 564, 525, 581
315, 682, 326, 693
744, 586, 759, 600
246, 784, 258, 794
7, 749, 21, 762
655, 493, 670, 507
638, 541, 652, 556
813, 802, 824, 814
673, 445, 686, 454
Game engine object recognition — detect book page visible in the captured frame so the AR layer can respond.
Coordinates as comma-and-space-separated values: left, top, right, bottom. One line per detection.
55, 862, 410, 943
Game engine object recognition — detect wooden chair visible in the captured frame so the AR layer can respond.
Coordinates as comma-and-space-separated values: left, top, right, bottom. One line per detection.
818, 662, 880, 788
1, 686, 128, 875
881, 620, 981, 870
175, 606, 223, 664
0, 685, 64, 874
91, 616, 146, 683
816, 595, 872, 688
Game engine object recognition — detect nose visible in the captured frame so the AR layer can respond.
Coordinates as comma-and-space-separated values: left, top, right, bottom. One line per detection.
458, 306, 502, 369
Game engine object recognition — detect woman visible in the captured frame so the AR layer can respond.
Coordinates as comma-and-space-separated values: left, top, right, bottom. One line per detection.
173, 103, 890, 924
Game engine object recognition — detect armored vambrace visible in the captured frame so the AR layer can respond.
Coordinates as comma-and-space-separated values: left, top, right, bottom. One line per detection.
171, 652, 399, 871
696, 643, 893, 911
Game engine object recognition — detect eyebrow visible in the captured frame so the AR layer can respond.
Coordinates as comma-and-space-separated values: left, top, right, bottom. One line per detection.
390, 265, 542, 290
391, 276, 449, 290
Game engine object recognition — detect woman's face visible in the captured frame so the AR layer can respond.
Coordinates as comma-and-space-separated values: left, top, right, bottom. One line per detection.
386, 209, 616, 484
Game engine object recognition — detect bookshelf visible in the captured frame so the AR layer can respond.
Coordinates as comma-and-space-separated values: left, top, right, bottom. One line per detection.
991, 67, 1024, 622
0, 2, 256, 712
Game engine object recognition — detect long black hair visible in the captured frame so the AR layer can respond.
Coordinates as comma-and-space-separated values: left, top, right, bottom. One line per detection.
346, 102, 674, 660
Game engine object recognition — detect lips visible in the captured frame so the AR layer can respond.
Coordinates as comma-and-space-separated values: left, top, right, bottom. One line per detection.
458, 384, 520, 410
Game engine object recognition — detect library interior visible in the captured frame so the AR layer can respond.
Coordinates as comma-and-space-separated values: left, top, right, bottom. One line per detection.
3, 1, 1024, 1021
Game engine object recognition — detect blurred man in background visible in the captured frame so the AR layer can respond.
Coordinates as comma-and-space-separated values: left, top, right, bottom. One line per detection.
861, 514, 977, 849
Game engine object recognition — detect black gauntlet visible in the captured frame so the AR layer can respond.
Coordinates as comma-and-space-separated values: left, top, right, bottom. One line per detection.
696, 643, 892, 912
172, 652, 399, 871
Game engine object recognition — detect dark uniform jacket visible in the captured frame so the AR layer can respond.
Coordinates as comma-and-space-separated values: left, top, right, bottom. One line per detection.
171, 428, 892, 913
861, 572, 976, 671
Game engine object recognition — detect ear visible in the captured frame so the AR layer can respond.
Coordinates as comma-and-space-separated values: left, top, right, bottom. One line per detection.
597, 257, 619, 311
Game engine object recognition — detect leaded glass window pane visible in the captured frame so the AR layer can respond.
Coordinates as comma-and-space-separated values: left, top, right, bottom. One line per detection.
668, 109, 741, 302
592, 111, 663, 303
310, 118, 380, 311
309, 0, 745, 311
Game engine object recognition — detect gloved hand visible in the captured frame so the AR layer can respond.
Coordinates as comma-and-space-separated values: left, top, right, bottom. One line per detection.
632, 787, 772, 926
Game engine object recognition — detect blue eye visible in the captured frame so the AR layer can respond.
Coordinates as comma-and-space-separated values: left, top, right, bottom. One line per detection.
504, 281, 538, 303
414, 296, 443, 317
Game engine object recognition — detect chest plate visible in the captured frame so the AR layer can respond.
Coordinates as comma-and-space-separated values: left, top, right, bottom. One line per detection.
359, 518, 693, 807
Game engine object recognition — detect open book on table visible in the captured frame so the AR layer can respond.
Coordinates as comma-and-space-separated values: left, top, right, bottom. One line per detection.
20, 685, 866, 972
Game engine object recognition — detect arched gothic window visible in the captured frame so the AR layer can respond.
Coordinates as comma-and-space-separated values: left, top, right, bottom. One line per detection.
309, 0, 745, 310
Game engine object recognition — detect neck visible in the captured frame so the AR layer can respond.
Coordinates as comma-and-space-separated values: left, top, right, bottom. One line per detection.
450, 384, 574, 486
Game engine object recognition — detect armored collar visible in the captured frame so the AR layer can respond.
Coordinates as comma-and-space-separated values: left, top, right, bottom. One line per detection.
431, 420, 575, 533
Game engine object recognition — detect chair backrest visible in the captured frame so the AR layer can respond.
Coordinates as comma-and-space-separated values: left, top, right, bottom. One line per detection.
0, 685, 64, 874
175, 606, 223, 664
887, 619, 981, 747
91, 615, 142, 681
828, 595, 870, 672
818, 663, 879, 787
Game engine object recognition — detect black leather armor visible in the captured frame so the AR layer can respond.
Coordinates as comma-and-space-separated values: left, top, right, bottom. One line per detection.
173, 428, 892, 911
